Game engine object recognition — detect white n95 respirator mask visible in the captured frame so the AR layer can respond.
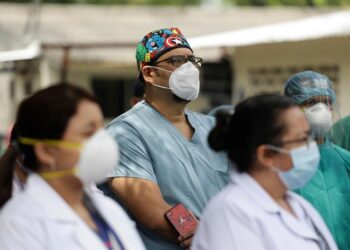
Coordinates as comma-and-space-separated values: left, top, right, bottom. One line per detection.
76, 129, 118, 184
304, 103, 333, 138
19, 129, 119, 185
147, 61, 200, 101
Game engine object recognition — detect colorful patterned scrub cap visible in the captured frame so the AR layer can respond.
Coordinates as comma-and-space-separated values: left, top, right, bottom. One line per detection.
136, 28, 192, 73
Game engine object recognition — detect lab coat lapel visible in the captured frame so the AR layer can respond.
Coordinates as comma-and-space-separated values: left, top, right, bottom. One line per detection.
27, 174, 107, 250
233, 174, 320, 242
278, 209, 319, 242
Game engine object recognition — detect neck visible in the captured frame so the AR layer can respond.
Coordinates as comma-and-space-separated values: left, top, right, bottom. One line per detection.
316, 136, 325, 145
249, 167, 287, 202
46, 176, 84, 208
145, 91, 188, 123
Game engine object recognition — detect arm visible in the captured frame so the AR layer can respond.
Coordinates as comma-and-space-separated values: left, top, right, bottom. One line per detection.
109, 177, 179, 243
107, 123, 196, 246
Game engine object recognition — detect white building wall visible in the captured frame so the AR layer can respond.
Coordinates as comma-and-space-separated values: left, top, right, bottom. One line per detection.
234, 37, 350, 116
0, 73, 14, 134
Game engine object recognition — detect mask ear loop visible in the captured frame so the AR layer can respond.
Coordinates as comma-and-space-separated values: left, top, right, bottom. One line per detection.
144, 65, 173, 74
264, 145, 291, 173
142, 66, 176, 90
265, 144, 290, 154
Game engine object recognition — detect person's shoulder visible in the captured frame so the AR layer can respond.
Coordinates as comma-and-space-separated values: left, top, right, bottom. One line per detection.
0, 191, 44, 220
333, 115, 350, 128
288, 191, 318, 213
187, 109, 214, 120
288, 191, 328, 224
107, 103, 152, 138
187, 110, 215, 126
330, 143, 350, 167
331, 143, 350, 154
108, 102, 148, 128
201, 181, 253, 220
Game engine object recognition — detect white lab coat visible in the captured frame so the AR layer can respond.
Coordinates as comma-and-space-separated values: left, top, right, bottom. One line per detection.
0, 174, 145, 250
12, 172, 26, 195
192, 173, 338, 250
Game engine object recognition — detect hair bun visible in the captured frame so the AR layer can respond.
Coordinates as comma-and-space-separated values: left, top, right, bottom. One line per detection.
208, 111, 231, 152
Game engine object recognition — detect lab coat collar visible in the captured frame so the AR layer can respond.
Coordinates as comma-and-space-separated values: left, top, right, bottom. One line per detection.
231, 173, 282, 214
230, 173, 321, 242
26, 173, 85, 222
25, 174, 109, 249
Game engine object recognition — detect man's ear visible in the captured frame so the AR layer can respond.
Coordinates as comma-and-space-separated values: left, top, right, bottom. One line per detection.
33, 144, 56, 169
256, 145, 278, 170
142, 67, 157, 84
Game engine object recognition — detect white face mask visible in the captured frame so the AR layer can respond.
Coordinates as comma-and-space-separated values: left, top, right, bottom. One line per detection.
147, 61, 200, 101
76, 129, 118, 185
267, 141, 320, 190
304, 103, 333, 138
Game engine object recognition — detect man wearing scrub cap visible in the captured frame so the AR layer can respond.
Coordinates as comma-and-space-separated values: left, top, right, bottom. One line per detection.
106, 28, 231, 250
284, 71, 350, 250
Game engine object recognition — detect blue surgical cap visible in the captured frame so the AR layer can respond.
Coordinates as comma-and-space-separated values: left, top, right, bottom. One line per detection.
284, 71, 336, 105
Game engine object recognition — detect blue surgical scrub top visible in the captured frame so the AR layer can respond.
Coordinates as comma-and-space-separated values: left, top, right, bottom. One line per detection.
107, 101, 231, 250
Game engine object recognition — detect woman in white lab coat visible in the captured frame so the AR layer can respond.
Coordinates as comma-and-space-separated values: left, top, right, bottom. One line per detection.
0, 84, 145, 250
192, 94, 338, 250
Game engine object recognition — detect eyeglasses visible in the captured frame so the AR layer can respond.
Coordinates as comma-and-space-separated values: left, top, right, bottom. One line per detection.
274, 135, 314, 148
153, 55, 203, 68
301, 97, 333, 109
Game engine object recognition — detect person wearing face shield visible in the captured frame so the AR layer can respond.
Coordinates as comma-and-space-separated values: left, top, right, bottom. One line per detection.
0, 84, 145, 250
105, 28, 231, 250
284, 71, 350, 250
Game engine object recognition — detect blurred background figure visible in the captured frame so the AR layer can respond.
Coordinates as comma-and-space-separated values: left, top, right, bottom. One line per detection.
192, 94, 337, 250
332, 115, 350, 152
0, 83, 145, 250
284, 71, 350, 250
130, 80, 145, 107
207, 104, 234, 117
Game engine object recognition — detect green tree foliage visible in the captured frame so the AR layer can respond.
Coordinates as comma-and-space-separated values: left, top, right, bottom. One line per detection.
228, 0, 350, 5
0, 0, 200, 4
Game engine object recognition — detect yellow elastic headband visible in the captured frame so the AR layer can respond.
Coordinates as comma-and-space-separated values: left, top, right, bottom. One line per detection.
39, 168, 78, 180
19, 137, 83, 150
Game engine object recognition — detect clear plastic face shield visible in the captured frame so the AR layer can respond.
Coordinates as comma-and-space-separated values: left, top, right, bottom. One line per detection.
284, 71, 342, 145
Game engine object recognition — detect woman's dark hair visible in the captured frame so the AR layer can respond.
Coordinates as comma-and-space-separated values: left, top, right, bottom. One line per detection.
0, 83, 97, 208
0, 124, 19, 208
208, 94, 297, 173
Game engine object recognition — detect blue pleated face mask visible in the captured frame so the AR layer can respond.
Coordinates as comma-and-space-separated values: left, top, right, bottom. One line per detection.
266, 141, 320, 190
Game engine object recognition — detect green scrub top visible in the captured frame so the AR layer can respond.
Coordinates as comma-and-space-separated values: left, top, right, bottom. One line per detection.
107, 101, 231, 250
332, 115, 350, 152
295, 141, 350, 250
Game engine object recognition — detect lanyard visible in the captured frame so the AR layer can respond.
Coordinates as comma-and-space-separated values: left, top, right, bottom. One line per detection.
91, 212, 125, 250
83, 195, 125, 250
